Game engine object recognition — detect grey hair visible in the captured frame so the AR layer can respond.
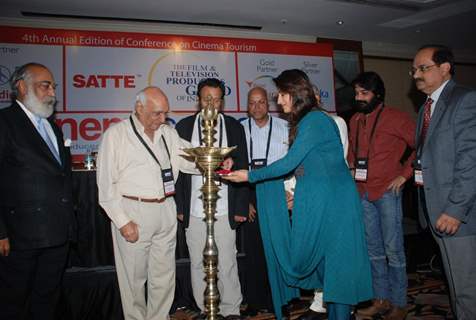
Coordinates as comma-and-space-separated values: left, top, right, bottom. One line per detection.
135, 89, 148, 109
10, 62, 48, 99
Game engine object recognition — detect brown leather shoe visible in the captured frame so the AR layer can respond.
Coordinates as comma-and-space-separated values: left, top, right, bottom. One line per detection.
357, 299, 392, 317
383, 306, 408, 320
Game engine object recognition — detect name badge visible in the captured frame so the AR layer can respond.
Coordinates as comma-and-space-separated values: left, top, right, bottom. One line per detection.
413, 159, 424, 186
251, 158, 267, 170
162, 168, 175, 197
354, 158, 368, 182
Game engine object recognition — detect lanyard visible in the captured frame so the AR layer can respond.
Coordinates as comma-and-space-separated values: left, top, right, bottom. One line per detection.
248, 116, 273, 162
198, 114, 224, 147
129, 116, 171, 170
353, 105, 385, 165
415, 133, 425, 160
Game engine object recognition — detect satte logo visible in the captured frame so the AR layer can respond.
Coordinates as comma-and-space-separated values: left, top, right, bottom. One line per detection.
73, 74, 136, 88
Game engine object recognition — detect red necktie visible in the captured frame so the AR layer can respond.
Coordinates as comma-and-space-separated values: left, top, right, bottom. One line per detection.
421, 98, 433, 143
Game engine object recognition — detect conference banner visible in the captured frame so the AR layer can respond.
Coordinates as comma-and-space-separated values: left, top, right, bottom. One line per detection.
0, 26, 335, 159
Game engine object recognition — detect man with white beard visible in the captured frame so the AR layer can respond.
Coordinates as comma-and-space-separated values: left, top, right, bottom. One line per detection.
0, 63, 74, 320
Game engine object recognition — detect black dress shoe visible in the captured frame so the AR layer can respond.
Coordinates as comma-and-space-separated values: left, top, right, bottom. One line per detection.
193, 313, 208, 320
296, 309, 327, 320
282, 298, 310, 317
240, 305, 259, 317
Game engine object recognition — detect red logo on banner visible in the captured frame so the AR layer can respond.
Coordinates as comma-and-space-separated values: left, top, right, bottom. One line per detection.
56, 117, 123, 141
73, 74, 136, 88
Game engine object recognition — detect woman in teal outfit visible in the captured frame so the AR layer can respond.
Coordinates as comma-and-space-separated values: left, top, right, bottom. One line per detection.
224, 69, 372, 320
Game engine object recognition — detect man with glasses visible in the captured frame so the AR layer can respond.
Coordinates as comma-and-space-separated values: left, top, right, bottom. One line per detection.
348, 72, 416, 320
412, 45, 476, 320
175, 78, 249, 319
0, 63, 73, 320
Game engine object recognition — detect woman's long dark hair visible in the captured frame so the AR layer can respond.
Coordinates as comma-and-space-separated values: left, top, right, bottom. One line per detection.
273, 69, 319, 145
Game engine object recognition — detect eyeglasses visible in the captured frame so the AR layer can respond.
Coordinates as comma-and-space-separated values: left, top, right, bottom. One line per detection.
201, 97, 223, 105
35, 81, 58, 91
248, 100, 267, 107
409, 64, 438, 76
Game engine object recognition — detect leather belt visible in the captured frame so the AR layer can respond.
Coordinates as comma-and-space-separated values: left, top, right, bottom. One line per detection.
122, 195, 166, 203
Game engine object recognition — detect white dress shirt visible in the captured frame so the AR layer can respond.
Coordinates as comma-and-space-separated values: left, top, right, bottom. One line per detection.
97, 114, 198, 229
429, 79, 450, 116
329, 114, 349, 159
242, 115, 289, 167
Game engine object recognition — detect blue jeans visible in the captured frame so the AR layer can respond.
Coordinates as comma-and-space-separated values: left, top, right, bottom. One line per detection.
361, 191, 407, 307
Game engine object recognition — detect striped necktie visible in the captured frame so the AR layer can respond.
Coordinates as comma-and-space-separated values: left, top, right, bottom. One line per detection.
420, 97, 433, 143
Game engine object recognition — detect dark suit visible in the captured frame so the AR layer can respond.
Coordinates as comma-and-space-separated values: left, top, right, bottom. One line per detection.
416, 80, 476, 319
0, 102, 74, 320
174, 113, 249, 228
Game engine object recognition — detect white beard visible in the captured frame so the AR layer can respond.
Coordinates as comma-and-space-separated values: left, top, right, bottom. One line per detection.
23, 88, 56, 118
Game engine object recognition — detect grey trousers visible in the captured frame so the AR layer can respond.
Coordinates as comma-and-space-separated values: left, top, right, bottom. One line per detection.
186, 215, 242, 316
433, 233, 476, 320
112, 197, 177, 320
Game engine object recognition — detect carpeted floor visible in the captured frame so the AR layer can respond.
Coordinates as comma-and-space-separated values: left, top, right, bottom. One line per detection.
404, 272, 453, 320
171, 271, 453, 320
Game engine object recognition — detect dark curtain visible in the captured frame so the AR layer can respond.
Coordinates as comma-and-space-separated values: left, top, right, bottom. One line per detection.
69, 170, 115, 267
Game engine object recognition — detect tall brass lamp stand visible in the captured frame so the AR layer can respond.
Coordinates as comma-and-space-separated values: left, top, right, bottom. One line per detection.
183, 97, 235, 320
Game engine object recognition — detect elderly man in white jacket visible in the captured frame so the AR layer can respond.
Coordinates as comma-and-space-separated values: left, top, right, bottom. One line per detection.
97, 87, 199, 320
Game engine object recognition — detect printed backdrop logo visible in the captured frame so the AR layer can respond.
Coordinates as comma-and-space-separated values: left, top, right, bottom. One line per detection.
0, 65, 11, 86
0, 65, 12, 104
72, 74, 137, 88
245, 75, 278, 105
147, 51, 232, 109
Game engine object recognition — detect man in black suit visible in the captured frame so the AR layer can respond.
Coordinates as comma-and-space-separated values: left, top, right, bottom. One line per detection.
0, 63, 73, 320
175, 78, 249, 318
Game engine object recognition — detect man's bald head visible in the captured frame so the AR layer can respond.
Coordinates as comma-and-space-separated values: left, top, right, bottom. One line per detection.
135, 86, 170, 136
136, 87, 169, 110
247, 86, 269, 126
247, 86, 267, 100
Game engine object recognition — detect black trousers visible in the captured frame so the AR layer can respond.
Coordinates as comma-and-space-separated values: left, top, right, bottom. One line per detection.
240, 190, 274, 311
0, 242, 69, 320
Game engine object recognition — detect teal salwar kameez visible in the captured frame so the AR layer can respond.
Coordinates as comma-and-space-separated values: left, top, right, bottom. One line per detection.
249, 111, 373, 319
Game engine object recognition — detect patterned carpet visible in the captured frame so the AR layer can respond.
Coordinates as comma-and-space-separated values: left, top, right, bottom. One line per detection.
171, 272, 453, 320
405, 272, 453, 320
